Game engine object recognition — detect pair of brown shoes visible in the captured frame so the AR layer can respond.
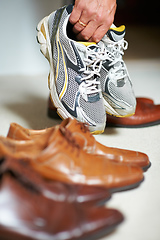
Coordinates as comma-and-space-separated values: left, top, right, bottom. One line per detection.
7, 118, 150, 170
0, 157, 123, 240
1, 118, 149, 192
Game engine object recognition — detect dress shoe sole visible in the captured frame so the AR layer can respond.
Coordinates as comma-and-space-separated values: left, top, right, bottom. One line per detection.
142, 161, 151, 172
76, 221, 123, 240
106, 119, 160, 128
110, 177, 144, 193
96, 195, 112, 206
48, 107, 61, 120
0, 221, 122, 240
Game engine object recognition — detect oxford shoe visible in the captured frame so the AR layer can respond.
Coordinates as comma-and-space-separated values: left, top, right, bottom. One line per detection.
0, 168, 124, 240
107, 97, 160, 128
0, 156, 111, 206
1, 127, 56, 159
2, 126, 144, 191
7, 118, 150, 170
30, 126, 144, 192
7, 122, 49, 140
61, 118, 150, 171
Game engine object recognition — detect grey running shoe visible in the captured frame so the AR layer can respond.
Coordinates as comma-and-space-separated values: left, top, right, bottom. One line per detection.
99, 25, 136, 117
37, 5, 106, 134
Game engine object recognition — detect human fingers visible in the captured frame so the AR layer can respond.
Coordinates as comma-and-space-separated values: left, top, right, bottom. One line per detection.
74, 2, 116, 42
75, 20, 99, 41
89, 3, 117, 42
69, 2, 82, 26
69, 0, 117, 42
69, 0, 98, 35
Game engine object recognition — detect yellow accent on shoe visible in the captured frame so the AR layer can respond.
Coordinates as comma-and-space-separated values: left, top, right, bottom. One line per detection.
106, 111, 135, 118
40, 23, 47, 40
110, 25, 125, 33
91, 130, 104, 135
78, 42, 96, 46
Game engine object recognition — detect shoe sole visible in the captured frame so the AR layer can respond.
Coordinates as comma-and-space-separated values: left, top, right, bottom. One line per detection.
76, 221, 124, 240
110, 177, 144, 193
107, 119, 160, 128
37, 16, 104, 135
0, 219, 123, 240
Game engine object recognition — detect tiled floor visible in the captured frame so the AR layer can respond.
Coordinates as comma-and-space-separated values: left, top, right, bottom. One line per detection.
0, 25, 160, 240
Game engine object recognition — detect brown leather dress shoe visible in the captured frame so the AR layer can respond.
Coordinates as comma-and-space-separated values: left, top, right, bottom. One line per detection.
0, 157, 111, 206
1, 128, 55, 159
0, 163, 124, 240
107, 97, 160, 127
32, 127, 144, 192
7, 118, 150, 170
1, 127, 144, 192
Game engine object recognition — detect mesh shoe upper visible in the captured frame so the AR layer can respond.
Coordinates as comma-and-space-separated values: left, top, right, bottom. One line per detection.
98, 25, 136, 117
47, 5, 106, 133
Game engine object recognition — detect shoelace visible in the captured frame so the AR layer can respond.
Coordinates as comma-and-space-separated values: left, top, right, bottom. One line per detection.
76, 121, 90, 133
102, 38, 128, 83
78, 44, 107, 101
59, 127, 80, 150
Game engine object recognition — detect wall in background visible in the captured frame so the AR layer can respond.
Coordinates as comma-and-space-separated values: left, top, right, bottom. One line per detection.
115, 0, 160, 25
1, 0, 159, 75
0, 0, 72, 75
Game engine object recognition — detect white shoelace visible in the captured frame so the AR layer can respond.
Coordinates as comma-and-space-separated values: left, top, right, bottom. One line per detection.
78, 44, 107, 101
102, 37, 128, 83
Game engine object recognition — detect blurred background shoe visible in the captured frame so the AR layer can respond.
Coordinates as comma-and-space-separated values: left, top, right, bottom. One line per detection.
107, 97, 160, 127
0, 158, 124, 240
0, 157, 111, 206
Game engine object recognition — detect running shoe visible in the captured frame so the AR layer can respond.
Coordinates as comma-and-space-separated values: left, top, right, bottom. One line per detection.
99, 25, 136, 117
37, 5, 106, 134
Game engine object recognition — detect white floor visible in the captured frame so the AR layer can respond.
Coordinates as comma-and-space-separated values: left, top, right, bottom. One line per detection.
0, 58, 160, 240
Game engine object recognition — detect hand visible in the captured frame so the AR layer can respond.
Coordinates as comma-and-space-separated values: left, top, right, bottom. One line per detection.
69, 0, 117, 43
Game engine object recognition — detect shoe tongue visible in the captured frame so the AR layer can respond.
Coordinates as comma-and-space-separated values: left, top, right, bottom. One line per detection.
107, 25, 126, 42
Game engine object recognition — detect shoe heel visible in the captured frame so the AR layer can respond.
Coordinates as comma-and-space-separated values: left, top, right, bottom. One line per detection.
37, 17, 50, 61
37, 16, 54, 90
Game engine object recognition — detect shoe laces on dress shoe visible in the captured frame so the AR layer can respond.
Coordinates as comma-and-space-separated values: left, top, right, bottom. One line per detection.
59, 127, 81, 150
76, 121, 90, 133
